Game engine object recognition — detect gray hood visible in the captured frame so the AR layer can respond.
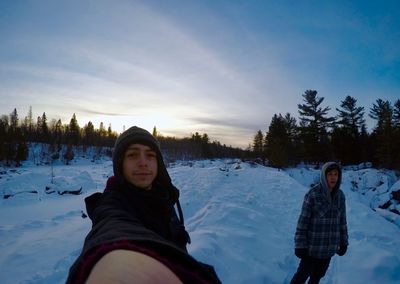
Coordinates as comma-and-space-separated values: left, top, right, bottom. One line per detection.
320, 161, 342, 202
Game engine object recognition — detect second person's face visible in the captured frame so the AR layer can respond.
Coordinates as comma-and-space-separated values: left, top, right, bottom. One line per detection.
326, 169, 339, 191
122, 143, 158, 190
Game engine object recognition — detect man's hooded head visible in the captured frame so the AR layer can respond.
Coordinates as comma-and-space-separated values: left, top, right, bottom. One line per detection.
112, 126, 178, 201
320, 161, 342, 193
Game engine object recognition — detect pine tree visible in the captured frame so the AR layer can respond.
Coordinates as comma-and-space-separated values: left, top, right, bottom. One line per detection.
7, 109, 22, 164
394, 100, 400, 128
27, 106, 33, 133
52, 119, 63, 145
22, 106, 34, 140
392, 99, 400, 169
283, 113, 300, 164
9, 108, 18, 131
41, 112, 50, 143
152, 126, 158, 138
253, 130, 264, 160
192, 132, 202, 143
369, 99, 393, 168
298, 90, 334, 164
68, 113, 80, 145
264, 113, 299, 167
107, 124, 117, 147
36, 116, 42, 142
0, 115, 9, 160
83, 121, 95, 146
9, 108, 20, 142
98, 122, 107, 140
333, 96, 366, 164
265, 114, 289, 168
201, 133, 212, 158
336, 96, 365, 136
359, 124, 372, 163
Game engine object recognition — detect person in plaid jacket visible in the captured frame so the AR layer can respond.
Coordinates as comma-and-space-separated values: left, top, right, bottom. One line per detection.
290, 161, 348, 284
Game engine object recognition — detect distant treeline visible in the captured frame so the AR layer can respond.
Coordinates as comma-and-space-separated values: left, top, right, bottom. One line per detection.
0, 107, 248, 166
2, 89, 400, 170
155, 128, 248, 162
252, 90, 400, 170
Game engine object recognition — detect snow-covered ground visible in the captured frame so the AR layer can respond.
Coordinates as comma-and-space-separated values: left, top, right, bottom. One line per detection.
1, 159, 400, 284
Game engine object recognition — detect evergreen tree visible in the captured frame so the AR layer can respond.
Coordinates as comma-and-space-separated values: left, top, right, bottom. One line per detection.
36, 116, 42, 142
98, 122, 107, 141
152, 126, 158, 138
7, 109, 22, 164
359, 124, 372, 163
52, 119, 63, 145
106, 124, 117, 147
298, 90, 334, 164
0, 115, 9, 160
201, 133, 212, 158
21, 106, 34, 141
202, 133, 210, 144
394, 100, 400, 128
9, 108, 18, 131
68, 113, 80, 145
83, 121, 95, 146
252, 130, 264, 160
369, 99, 393, 168
392, 100, 400, 169
192, 132, 202, 142
265, 114, 289, 167
9, 108, 20, 142
190, 132, 203, 158
41, 112, 50, 142
336, 96, 365, 136
283, 113, 300, 164
333, 96, 366, 164
27, 106, 33, 134
264, 113, 299, 168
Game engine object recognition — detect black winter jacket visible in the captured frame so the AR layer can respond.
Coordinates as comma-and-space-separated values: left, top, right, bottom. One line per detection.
66, 177, 220, 284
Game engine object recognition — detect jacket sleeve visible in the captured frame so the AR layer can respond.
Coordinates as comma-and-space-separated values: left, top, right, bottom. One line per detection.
87, 191, 139, 226
83, 191, 166, 248
339, 191, 349, 246
295, 192, 312, 248
67, 192, 178, 284
67, 191, 222, 284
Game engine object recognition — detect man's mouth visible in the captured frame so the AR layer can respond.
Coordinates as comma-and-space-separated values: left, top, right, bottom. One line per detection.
133, 172, 152, 177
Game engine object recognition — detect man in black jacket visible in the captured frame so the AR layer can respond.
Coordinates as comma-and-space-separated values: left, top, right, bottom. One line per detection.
67, 126, 220, 284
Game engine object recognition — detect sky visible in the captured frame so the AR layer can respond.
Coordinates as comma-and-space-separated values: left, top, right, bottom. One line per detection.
1, 0, 399, 148
1, 155, 400, 283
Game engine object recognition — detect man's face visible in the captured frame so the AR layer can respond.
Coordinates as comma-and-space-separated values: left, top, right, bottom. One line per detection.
326, 169, 339, 191
122, 144, 158, 190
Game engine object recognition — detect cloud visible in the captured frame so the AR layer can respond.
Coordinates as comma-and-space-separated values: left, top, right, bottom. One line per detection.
1, 1, 399, 147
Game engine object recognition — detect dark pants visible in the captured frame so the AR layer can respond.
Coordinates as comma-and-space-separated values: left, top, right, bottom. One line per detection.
290, 256, 331, 284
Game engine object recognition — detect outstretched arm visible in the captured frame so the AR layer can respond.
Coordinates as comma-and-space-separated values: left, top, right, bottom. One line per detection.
86, 250, 183, 284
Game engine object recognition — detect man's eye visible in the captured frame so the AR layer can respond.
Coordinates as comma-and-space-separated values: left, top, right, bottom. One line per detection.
126, 152, 138, 158
147, 153, 156, 158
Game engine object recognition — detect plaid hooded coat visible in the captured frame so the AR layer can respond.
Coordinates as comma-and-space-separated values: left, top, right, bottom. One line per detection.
294, 162, 349, 259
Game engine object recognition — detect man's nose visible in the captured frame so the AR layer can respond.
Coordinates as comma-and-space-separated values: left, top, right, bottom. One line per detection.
137, 153, 148, 165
